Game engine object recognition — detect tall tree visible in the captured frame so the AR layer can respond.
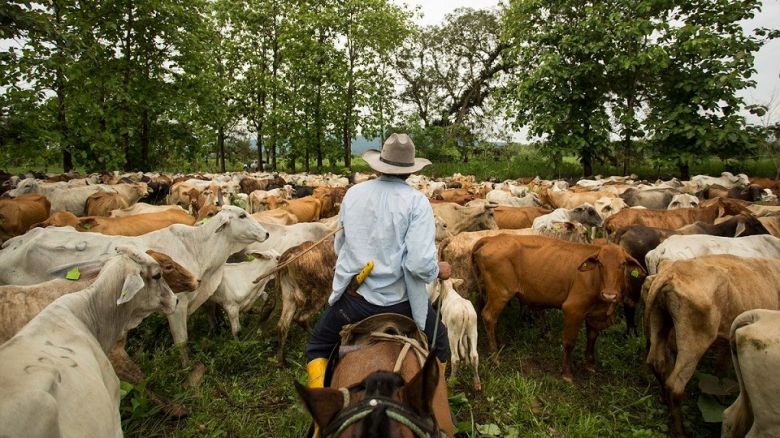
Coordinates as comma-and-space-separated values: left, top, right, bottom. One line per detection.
503, 0, 612, 176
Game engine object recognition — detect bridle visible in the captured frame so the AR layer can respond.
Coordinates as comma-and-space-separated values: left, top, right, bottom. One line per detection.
320, 384, 446, 438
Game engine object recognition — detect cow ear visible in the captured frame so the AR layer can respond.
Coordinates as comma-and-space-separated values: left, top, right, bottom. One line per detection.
734, 221, 747, 237
294, 382, 344, 430
212, 214, 230, 233
452, 278, 465, 288
401, 353, 439, 417
625, 255, 647, 279
117, 273, 145, 305
577, 254, 599, 272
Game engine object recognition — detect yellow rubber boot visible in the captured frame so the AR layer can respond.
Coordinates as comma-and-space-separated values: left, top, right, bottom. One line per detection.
306, 358, 328, 388
439, 361, 448, 381
306, 358, 329, 437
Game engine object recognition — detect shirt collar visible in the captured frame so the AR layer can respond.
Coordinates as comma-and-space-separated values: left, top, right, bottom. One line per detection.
378, 175, 408, 184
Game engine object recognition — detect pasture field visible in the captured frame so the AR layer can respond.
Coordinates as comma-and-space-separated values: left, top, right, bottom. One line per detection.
121, 297, 725, 437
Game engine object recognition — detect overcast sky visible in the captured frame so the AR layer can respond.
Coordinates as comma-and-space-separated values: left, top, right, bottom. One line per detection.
399, 0, 780, 125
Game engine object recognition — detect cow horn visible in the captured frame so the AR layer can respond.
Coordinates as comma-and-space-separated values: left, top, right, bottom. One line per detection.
217, 189, 224, 206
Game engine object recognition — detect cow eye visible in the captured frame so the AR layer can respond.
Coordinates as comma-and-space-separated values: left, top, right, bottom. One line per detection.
239, 213, 247, 219
152, 273, 162, 280
604, 206, 611, 211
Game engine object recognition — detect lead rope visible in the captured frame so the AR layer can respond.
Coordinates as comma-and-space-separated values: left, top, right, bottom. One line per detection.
430, 280, 444, 352
252, 225, 343, 284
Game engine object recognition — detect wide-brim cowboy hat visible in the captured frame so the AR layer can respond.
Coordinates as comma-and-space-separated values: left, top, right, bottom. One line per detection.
362, 133, 431, 175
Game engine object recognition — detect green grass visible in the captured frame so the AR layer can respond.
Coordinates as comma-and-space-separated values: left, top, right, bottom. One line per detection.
120, 295, 725, 437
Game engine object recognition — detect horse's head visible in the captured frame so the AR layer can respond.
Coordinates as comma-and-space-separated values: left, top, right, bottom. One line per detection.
295, 354, 442, 438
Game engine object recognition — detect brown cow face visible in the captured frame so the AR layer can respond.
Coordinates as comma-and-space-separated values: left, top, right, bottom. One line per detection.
578, 244, 646, 304
145, 249, 200, 293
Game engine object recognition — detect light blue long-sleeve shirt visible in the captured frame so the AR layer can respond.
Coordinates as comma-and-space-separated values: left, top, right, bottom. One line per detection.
328, 175, 439, 330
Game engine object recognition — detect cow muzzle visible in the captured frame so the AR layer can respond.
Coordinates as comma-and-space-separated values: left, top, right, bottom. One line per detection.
600, 290, 619, 303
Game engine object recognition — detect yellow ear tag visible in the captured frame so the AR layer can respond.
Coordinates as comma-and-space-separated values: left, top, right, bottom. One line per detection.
630, 269, 640, 278
66, 267, 81, 281
201, 218, 209, 225
246, 254, 256, 262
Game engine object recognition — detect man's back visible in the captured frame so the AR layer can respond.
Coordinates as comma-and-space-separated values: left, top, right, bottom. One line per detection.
331, 175, 438, 308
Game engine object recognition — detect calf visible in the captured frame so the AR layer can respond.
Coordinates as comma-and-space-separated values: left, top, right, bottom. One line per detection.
0, 194, 50, 242
0, 246, 178, 437
473, 235, 644, 382
427, 278, 481, 391
722, 309, 780, 438
208, 251, 279, 337
643, 255, 780, 437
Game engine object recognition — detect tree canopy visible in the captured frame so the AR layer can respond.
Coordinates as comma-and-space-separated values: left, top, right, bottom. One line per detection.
0, 1, 775, 176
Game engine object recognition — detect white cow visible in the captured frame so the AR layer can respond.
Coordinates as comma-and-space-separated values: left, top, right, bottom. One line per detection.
691, 172, 749, 189
532, 204, 602, 230
722, 309, 780, 438
667, 193, 700, 209
427, 278, 481, 391
645, 234, 780, 274
485, 189, 540, 207
0, 246, 177, 438
247, 221, 331, 256
594, 196, 629, 220
0, 206, 269, 352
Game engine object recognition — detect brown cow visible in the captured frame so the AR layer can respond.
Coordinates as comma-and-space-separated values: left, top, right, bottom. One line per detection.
434, 188, 475, 205
275, 237, 336, 365
0, 194, 51, 242
603, 198, 740, 234
643, 255, 780, 437
76, 210, 196, 236
85, 192, 129, 217
473, 235, 644, 382
494, 206, 551, 229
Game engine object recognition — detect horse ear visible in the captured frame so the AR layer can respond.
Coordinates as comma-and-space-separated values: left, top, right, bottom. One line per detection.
294, 381, 344, 430
401, 353, 439, 417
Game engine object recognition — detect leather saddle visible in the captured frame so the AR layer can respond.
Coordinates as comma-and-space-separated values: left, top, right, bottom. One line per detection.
339, 313, 429, 352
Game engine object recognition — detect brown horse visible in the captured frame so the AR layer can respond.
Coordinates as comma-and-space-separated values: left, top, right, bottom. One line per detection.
296, 331, 455, 437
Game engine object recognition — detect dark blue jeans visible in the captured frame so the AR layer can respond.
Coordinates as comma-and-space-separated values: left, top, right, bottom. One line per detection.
305, 292, 450, 363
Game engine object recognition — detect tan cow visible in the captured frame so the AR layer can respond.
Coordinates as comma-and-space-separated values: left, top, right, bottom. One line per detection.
252, 209, 299, 225
493, 207, 551, 229
109, 203, 186, 218
76, 210, 197, 236
603, 199, 739, 234
435, 188, 475, 205
722, 309, 780, 438
473, 235, 644, 382
759, 216, 780, 238
85, 192, 129, 217
540, 187, 617, 209
267, 195, 323, 223
643, 255, 780, 437
0, 194, 51, 242
432, 202, 498, 235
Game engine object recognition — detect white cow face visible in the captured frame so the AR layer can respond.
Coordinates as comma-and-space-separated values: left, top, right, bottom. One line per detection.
668, 194, 700, 209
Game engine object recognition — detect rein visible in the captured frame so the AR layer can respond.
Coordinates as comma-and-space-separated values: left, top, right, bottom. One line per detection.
251, 225, 343, 284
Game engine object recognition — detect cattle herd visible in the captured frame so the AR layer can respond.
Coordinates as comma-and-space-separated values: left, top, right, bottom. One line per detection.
0, 169, 779, 437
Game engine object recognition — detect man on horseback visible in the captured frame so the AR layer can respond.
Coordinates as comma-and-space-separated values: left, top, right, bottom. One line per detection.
305, 133, 451, 390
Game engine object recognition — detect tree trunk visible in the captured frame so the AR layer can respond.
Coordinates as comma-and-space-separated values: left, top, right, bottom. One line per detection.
53, 2, 72, 172
678, 161, 690, 180
314, 28, 326, 172
622, 92, 636, 176
255, 91, 265, 170
140, 107, 150, 171
305, 141, 311, 173
581, 150, 594, 177
270, 2, 279, 171
121, 0, 134, 171
217, 125, 226, 173
342, 21, 355, 170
